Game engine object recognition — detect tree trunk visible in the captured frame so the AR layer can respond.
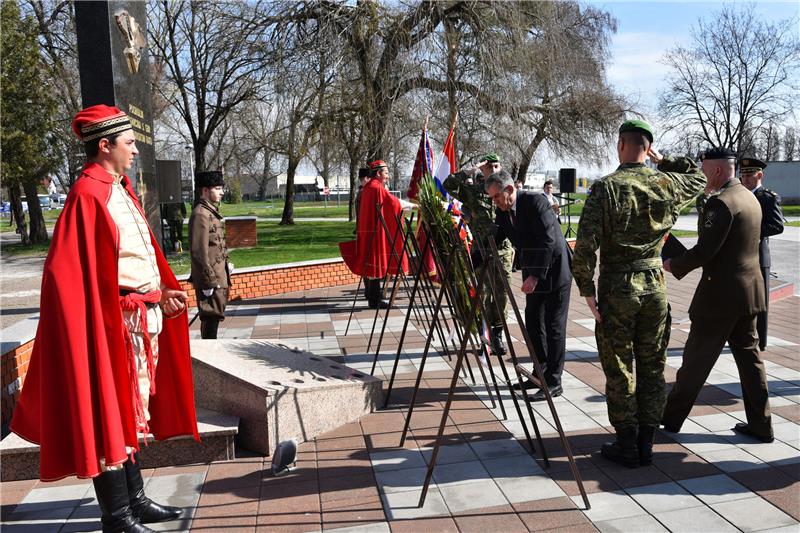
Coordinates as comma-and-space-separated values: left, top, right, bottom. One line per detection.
348, 158, 358, 221
280, 157, 299, 225
8, 183, 30, 245
23, 180, 49, 244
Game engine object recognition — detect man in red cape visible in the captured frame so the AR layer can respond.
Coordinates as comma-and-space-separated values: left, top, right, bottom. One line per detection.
339, 160, 410, 308
10, 105, 198, 533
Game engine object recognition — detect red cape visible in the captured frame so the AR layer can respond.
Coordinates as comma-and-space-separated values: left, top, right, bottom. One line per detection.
339, 179, 408, 278
10, 163, 199, 481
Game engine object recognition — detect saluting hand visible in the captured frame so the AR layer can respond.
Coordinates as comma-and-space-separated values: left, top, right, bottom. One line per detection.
647, 147, 663, 165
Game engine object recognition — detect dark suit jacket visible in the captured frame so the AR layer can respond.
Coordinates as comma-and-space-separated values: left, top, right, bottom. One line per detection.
753, 186, 784, 268
495, 190, 572, 294
670, 179, 765, 318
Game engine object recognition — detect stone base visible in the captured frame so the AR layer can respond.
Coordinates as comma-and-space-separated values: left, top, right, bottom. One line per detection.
0, 408, 238, 481
191, 339, 383, 455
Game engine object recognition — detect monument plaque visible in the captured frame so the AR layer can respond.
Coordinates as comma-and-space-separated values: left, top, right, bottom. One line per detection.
75, 1, 162, 246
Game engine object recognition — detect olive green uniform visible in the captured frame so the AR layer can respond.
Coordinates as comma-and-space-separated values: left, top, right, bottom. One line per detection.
571, 157, 706, 429
443, 172, 513, 327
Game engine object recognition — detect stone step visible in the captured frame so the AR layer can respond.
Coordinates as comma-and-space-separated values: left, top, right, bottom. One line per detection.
0, 407, 238, 481
191, 339, 383, 455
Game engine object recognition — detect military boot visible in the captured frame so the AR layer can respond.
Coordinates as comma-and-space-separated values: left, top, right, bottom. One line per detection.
490, 326, 507, 355
601, 426, 639, 468
125, 453, 183, 524
92, 469, 154, 532
200, 319, 219, 339
638, 425, 657, 466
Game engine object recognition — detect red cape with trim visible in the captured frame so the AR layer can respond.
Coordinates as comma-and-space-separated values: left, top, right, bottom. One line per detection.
10, 162, 199, 481
339, 178, 408, 278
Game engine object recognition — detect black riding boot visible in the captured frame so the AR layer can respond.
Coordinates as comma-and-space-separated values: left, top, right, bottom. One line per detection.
200, 319, 219, 339
638, 425, 657, 466
601, 426, 639, 468
125, 453, 183, 524
92, 469, 154, 533
366, 279, 389, 309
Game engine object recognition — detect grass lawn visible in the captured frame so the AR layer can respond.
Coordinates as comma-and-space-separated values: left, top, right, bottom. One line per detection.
786, 220, 800, 227
167, 220, 356, 276
218, 200, 351, 218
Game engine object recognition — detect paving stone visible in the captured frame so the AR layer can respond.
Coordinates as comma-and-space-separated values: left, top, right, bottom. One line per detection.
380, 488, 449, 520
369, 448, 426, 473
698, 447, 767, 473
569, 490, 647, 522
625, 480, 704, 513
594, 514, 668, 533
452, 503, 528, 532
388, 516, 459, 532
653, 505, 739, 532
711, 495, 799, 532
374, 467, 427, 494
677, 474, 753, 505
482, 455, 563, 503
436, 477, 508, 513
419, 442, 477, 465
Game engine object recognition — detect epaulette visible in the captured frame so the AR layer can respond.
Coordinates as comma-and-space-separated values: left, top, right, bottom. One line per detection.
760, 187, 777, 197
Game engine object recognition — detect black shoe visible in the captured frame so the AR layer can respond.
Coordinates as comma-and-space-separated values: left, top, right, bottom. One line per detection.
661, 421, 681, 433
125, 453, 183, 524
531, 385, 563, 402
601, 426, 639, 468
490, 327, 507, 355
733, 422, 774, 443
512, 379, 537, 391
368, 299, 390, 309
92, 468, 155, 532
638, 425, 657, 466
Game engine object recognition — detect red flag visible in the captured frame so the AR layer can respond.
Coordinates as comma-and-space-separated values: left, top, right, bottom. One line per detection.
406, 124, 434, 202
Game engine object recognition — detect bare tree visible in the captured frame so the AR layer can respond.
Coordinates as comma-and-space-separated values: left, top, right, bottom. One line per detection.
659, 4, 800, 154
784, 127, 798, 161
150, 1, 271, 176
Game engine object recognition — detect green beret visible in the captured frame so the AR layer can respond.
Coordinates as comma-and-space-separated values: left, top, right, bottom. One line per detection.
619, 119, 654, 143
480, 152, 499, 164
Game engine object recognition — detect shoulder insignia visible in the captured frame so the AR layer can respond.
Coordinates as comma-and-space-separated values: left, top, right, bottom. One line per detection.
704, 209, 716, 228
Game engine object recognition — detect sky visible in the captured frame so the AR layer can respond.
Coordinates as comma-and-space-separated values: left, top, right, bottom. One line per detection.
587, 0, 799, 165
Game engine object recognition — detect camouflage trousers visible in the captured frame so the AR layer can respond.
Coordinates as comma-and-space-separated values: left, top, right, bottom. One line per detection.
474, 243, 513, 328
595, 289, 671, 428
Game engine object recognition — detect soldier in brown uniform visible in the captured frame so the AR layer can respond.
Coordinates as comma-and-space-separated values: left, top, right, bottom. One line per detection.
663, 147, 773, 443
189, 171, 231, 339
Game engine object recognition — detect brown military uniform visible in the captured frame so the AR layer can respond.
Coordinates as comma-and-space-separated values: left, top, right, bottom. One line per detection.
189, 200, 231, 327
662, 178, 771, 438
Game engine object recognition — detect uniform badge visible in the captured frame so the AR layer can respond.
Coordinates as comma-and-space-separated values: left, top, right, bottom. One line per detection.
704, 210, 716, 228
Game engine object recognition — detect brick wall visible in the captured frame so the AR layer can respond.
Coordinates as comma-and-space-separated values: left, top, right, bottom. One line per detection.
1, 340, 33, 426
225, 217, 257, 248
179, 259, 360, 307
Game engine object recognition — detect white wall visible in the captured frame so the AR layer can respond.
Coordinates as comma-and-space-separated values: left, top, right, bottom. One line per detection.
764, 161, 800, 203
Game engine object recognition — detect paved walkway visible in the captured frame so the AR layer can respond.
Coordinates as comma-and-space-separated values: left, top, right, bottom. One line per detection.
2, 268, 798, 532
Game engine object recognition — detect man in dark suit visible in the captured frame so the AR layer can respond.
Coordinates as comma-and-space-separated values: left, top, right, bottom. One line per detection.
739, 157, 785, 351
485, 170, 572, 401
663, 147, 773, 443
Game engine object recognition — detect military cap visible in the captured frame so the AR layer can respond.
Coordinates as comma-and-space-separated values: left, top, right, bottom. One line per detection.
619, 119, 654, 143
369, 159, 388, 170
479, 152, 499, 164
739, 157, 767, 172
195, 170, 225, 188
701, 147, 737, 161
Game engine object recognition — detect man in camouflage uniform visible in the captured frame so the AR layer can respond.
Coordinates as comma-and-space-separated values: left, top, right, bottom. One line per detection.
444, 153, 513, 354
572, 120, 706, 468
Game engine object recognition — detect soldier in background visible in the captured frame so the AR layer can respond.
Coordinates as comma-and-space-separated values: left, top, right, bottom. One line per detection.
572, 119, 706, 468
444, 152, 513, 355
739, 157, 784, 351
189, 171, 231, 339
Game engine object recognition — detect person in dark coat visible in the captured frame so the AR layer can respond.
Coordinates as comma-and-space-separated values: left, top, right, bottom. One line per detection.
739, 157, 784, 351
485, 170, 573, 401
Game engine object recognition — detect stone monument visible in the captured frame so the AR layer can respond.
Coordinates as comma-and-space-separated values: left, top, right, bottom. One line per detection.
74, 1, 161, 245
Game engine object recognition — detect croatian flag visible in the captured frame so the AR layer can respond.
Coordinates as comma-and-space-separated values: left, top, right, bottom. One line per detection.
433, 125, 456, 198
